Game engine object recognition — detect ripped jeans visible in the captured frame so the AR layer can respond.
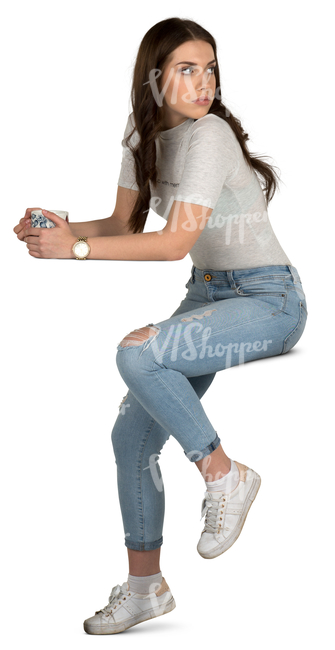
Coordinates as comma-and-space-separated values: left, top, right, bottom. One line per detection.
111, 264, 308, 550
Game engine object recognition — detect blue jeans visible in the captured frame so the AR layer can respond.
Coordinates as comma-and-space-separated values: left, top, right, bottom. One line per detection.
111, 264, 308, 550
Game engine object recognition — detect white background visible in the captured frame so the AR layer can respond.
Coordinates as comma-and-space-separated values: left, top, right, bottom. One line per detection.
1, 1, 334, 648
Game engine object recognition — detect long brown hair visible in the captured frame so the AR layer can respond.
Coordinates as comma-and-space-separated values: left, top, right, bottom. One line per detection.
125, 17, 282, 234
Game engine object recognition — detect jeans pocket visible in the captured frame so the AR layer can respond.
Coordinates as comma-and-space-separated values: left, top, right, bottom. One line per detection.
282, 302, 308, 354
235, 279, 287, 315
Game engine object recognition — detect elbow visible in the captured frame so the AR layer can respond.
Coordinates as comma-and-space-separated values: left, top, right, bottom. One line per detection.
166, 248, 188, 262
160, 232, 188, 261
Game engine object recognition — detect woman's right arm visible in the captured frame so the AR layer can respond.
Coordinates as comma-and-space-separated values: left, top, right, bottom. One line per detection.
69, 213, 130, 238
14, 186, 138, 241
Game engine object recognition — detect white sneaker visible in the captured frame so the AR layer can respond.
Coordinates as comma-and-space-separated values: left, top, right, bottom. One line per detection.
197, 461, 261, 559
83, 577, 176, 635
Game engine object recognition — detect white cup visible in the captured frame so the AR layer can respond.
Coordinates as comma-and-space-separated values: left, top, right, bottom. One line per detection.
31, 209, 69, 228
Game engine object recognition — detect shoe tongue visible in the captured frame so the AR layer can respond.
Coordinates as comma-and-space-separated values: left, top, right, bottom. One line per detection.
208, 491, 223, 500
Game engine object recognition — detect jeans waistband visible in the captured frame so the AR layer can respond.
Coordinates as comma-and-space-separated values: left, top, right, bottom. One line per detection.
190, 264, 301, 285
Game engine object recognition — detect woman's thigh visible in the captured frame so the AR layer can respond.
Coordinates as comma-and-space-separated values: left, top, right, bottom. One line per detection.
137, 269, 307, 376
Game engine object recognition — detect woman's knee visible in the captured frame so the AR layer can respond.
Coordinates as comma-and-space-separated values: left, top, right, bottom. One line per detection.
118, 325, 160, 348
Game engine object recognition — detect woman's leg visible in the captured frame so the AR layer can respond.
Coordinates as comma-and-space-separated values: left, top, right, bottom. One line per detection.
111, 372, 216, 555
112, 279, 219, 558
115, 265, 306, 465
127, 548, 161, 576
194, 444, 232, 481
113, 265, 307, 561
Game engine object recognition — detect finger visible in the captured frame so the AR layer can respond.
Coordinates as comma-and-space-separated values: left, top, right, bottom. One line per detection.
28, 250, 42, 258
23, 226, 40, 238
13, 218, 26, 233
25, 207, 41, 219
25, 236, 41, 250
26, 243, 40, 252
14, 220, 32, 239
25, 238, 42, 253
24, 236, 40, 244
14, 215, 31, 230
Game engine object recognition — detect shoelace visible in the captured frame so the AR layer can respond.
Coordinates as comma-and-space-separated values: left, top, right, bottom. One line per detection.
95, 582, 130, 616
200, 494, 228, 534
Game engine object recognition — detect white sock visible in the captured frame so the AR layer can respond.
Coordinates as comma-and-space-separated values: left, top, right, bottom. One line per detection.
205, 459, 240, 494
127, 571, 162, 594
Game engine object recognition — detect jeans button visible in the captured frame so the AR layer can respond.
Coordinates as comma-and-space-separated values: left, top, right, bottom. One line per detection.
204, 274, 212, 281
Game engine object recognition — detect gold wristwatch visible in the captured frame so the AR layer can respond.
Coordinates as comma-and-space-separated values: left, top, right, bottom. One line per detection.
72, 236, 91, 260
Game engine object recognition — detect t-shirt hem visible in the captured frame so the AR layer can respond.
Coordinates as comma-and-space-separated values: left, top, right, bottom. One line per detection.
174, 195, 214, 209
117, 181, 139, 191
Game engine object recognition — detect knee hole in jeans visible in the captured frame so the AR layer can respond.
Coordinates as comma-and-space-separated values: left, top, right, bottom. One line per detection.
119, 325, 160, 348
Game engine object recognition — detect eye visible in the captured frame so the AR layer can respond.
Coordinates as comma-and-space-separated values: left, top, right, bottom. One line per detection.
180, 65, 216, 75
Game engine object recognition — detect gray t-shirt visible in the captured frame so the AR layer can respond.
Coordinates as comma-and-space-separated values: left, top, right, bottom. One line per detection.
117, 111, 292, 271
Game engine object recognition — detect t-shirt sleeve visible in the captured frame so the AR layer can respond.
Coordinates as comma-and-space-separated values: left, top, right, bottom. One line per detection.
117, 112, 140, 191
175, 115, 239, 209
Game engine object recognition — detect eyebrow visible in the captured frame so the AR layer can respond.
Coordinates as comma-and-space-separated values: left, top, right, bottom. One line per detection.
174, 59, 217, 66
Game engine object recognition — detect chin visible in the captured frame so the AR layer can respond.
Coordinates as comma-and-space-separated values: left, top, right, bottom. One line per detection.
191, 106, 211, 117
182, 104, 211, 118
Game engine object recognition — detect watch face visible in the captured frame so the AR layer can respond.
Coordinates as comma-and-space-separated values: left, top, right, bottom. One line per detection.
75, 242, 90, 257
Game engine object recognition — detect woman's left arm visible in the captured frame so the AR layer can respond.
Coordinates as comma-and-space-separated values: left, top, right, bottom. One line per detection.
23, 202, 213, 261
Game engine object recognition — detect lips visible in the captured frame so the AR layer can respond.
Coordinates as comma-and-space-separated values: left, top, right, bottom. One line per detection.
193, 96, 210, 102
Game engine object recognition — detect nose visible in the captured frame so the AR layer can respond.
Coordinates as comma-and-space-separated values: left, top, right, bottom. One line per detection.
196, 68, 214, 92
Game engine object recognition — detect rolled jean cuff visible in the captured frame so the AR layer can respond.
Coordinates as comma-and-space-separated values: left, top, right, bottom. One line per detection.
184, 432, 221, 462
125, 536, 163, 551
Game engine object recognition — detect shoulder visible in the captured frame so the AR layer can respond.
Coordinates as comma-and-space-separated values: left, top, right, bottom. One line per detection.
185, 114, 239, 163
189, 113, 237, 145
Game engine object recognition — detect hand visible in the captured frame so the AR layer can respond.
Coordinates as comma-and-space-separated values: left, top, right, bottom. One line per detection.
22, 209, 76, 259
13, 207, 70, 243
13, 207, 41, 242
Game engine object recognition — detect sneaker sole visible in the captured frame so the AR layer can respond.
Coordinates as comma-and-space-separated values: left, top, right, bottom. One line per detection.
197, 471, 261, 559
83, 595, 176, 635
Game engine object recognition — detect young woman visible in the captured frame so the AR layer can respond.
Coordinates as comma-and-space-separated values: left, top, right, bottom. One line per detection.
14, 17, 308, 635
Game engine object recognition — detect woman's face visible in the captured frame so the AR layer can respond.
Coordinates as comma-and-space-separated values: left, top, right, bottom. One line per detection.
159, 40, 217, 130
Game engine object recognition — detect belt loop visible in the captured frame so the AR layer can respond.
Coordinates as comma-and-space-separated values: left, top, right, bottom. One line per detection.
227, 270, 236, 288
288, 264, 299, 284
191, 265, 195, 284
